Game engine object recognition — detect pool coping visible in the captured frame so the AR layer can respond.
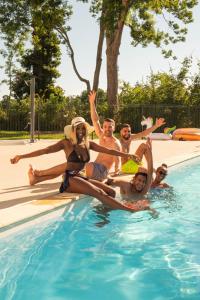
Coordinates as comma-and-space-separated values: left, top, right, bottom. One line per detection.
1, 151, 200, 237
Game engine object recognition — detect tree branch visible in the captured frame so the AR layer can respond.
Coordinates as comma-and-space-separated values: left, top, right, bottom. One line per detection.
113, 0, 132, 52
92, 11, 105, 91
56, 26, 91, 92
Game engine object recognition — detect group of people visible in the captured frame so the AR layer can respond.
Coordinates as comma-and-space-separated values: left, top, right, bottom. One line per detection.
10, 91, 169, 213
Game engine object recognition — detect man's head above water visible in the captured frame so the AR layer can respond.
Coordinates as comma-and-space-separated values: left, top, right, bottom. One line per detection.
120, 124, 132, 140
155, 164, 168, 182
132, 171, 148, 192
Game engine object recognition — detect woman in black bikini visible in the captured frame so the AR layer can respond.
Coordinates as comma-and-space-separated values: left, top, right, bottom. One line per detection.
10, 117, 150, 212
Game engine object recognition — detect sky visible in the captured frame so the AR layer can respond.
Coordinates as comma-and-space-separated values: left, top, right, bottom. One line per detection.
0, 1, 200, 98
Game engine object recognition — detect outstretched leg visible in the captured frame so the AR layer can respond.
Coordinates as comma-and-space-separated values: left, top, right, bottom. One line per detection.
28, 164, 61, 185
88, 178, 116, 197
34, 162, 67, 177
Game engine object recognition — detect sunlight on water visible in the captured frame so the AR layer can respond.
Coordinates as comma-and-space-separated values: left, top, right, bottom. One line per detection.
0, 157, 200, 300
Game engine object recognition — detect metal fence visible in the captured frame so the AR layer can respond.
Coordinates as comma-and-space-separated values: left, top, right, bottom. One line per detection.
1, 104, 200, 138
115, 104, 200, 132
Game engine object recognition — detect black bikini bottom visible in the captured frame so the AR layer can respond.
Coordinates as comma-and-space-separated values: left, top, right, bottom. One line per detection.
59, 170, 88, 193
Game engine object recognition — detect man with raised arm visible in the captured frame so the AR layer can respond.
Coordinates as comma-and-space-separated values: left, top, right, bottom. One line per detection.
106, 139, 153, 203
119, 118, 165, 166
85, 90, 122, 181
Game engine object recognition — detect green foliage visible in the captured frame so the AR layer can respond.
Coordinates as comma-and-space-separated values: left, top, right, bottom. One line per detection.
119, 57, 193, 106
0, 0, 72, 98
0, 130, 65, 140
81, 0, 198, 57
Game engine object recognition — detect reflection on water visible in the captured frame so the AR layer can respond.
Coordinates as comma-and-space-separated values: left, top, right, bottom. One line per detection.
1, 158, 200, 300
93, 204, 111, 227
149, 187, 182, 213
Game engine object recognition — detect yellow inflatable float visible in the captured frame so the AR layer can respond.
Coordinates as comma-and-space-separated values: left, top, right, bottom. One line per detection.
172, 128, 200, 141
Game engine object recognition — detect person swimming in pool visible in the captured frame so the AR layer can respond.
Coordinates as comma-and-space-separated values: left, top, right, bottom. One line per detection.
11, 117, 149, 212
151, 164, 170, 189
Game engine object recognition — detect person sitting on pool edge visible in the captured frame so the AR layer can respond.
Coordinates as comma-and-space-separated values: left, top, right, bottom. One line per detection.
87, 90, 122, 179
11, 117, 149, 212
12, 88, 124, 184
151, 164, 170, 189
119, 119, 165, 173
105, 138, 153, 204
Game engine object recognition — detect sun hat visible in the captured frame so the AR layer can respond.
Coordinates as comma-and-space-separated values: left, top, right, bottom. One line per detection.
64, 117, 94, 139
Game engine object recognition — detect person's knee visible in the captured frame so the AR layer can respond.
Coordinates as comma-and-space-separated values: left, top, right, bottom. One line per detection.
94, 186, 108, 197
141, 143, 147, 149
85, 162, 94, 178
109, 188, 116, 198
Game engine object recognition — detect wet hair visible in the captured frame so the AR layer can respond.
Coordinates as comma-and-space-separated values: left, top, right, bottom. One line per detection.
134, 172, 148, 180
156, 163, 168, 172
104, 118, 115, 125
161, 163, 168, 168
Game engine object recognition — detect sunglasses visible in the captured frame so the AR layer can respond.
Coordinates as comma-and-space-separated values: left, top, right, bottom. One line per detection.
158, 170, 168, 176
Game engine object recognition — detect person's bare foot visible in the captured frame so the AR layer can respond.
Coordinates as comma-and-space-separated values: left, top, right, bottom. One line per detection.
28, 164, 36, 185
34, 169, 42, 176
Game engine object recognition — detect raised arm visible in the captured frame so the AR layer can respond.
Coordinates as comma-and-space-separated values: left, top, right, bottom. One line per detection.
88, 90, 103, 137
113, 140, 122, 176
130, 118, 166, 141
89, 141, 140, 163
142, 140, 153, 195
10, 140, 64, 164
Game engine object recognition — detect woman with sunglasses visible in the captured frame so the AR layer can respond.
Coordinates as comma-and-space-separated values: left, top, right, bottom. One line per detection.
151, 164, 170, 188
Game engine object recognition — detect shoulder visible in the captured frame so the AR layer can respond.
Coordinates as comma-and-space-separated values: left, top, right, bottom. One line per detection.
61, 138, 70, 145
162, 183, 170, 188
61, 138, 73, 148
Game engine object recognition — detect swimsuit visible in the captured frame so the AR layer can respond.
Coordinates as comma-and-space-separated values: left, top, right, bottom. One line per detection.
59, 144, 90, 193
89, 162, 108, 181
59, 170, 88, 193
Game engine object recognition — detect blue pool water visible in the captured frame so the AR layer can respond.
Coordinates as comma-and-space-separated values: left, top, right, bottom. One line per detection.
1, 158, 200, 300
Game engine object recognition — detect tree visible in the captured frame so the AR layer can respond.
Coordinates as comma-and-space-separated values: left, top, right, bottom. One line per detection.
189, 61, 200, 105
78, 0, 198, 114
0, 0, 198, 113
0, 0, 72, 98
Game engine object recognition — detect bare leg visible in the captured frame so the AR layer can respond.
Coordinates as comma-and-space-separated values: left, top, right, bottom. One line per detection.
135, 143, 148, 161
34, 162, 67, 177
88, 178, 116, 198
28, 165, 61, 185
66, 177, 146, 212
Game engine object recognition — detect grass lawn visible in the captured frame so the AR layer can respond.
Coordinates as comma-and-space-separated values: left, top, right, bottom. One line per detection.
0, 131, 101, 140
0, 131, 65, 140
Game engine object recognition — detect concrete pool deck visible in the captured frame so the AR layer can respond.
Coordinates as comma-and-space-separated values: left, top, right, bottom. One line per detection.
1, 139, 200, 234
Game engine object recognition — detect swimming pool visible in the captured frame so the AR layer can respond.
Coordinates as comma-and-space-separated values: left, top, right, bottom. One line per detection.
1, 157, 200, 300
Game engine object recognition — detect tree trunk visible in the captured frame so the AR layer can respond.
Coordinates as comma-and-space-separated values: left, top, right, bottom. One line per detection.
106, 42, 119, 115
92, 17, 105, 91
105, 0, 131, 116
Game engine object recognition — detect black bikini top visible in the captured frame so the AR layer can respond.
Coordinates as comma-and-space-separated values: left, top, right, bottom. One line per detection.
67, 145, 90, 163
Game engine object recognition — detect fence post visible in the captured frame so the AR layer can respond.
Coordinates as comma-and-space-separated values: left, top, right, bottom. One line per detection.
30, 77, 35, 143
